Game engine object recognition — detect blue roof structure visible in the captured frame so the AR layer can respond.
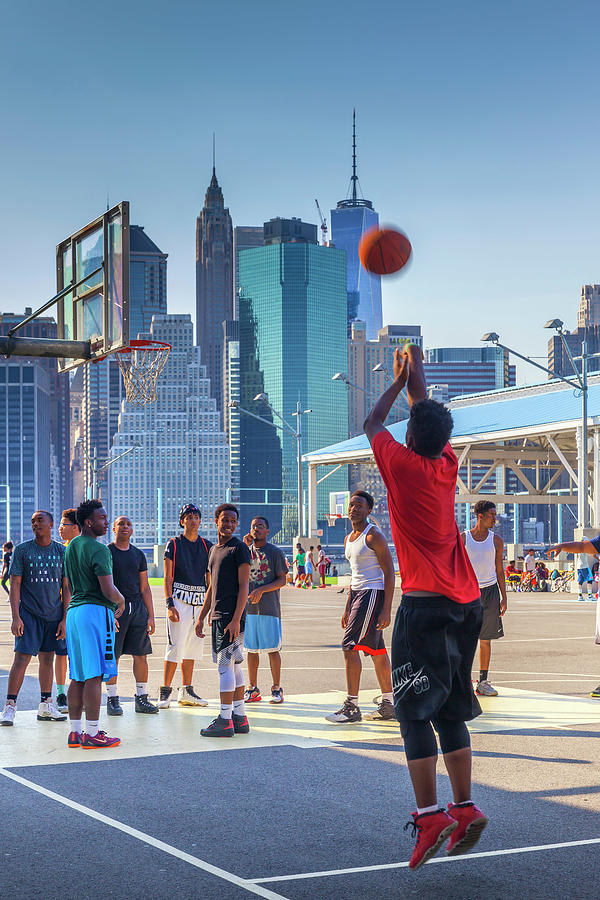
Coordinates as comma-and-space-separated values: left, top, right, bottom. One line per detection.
304, 376, 600, 464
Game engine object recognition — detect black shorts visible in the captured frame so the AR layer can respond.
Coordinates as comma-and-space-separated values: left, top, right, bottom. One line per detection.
14, 607, 63, 657
343, 588, 386, 655
479, 583, 504, 641
297, 566, 305, 575
211, 611, 246, 665
114, 600, 152, 658
392, 595, 483, 723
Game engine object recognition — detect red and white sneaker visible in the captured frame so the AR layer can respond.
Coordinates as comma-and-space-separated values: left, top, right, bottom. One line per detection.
81, 731, 121, 749
244, 686, 261, 702
67, 731, 83, 748
404, 809, 458, 870
446, 802, 488, 855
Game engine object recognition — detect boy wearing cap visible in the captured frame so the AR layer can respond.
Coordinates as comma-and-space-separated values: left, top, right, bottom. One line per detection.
157, 504, 212, 708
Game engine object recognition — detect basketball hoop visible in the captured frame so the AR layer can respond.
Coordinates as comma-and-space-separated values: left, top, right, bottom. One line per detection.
116, 340, 171, 405
326, 514, 341, 527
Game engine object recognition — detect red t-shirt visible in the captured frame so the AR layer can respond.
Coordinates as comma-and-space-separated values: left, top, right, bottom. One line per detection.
372, 429, 480, 604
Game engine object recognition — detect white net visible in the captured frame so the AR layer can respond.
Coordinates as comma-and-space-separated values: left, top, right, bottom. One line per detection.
117, 340, 171, 405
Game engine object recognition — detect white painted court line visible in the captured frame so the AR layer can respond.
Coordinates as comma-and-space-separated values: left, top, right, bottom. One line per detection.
0, 768, 287, 900
498, 636, 592, 644
249, 836, 600, 883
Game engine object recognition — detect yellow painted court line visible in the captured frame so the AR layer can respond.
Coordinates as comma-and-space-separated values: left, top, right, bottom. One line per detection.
0, 767, 287, 899
249, 836, 600, 883
2, 686, 600, 769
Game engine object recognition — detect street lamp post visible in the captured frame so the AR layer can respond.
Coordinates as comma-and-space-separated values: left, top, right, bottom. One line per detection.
77, 439, 141, 500
331, 372, 381, 400
230, 396, 311, 537
482, 322, 590, 529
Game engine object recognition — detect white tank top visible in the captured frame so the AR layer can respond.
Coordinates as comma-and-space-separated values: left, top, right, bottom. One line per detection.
464, 530, 496, 588
345, 523, 385, 590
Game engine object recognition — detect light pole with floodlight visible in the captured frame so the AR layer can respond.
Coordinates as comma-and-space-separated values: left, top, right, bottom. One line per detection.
229, 395, 311, 537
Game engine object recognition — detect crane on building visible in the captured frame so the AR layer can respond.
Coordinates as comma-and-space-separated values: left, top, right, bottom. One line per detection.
314, 199, 328, 246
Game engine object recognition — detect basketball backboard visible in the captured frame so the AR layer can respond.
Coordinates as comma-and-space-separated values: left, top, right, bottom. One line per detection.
56, 201, 130, 372
329, 490, 350, 517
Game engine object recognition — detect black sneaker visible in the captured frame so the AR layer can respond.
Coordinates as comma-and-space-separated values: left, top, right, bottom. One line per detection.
200, 715, 234, 738
232, 712, 250, 734
56, 692, 68, 714
325, 699, 362, 724
107, 695, 123, 716
135, 694, 159, 714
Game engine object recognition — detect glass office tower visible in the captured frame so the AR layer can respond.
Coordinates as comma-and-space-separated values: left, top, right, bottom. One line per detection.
330, 111, 382, 339
331, 204, 382, 339
239, 225, 348, 541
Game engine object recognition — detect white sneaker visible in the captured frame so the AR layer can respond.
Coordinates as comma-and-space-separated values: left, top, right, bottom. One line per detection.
0, 702, 16, 726
37, 700, 68, 721
157, 686, 172, 708
177, 686, 208, 707
475, 679, 499, 697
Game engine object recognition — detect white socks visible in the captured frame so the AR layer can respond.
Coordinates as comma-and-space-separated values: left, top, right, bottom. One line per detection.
233, 698, 245, 716
417, 804, 439, 815
136, 683, 147, 696
382, 692, 393, 703
70, 719, 82, 734
220, 703, 233, 720
86, 719, 99, 737
106, 684, 118, 697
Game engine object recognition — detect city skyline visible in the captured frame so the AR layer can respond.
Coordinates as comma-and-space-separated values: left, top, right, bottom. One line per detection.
2, 3, 600, 384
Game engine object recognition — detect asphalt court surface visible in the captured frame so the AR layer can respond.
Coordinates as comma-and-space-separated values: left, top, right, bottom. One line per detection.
1, 585, 600, 898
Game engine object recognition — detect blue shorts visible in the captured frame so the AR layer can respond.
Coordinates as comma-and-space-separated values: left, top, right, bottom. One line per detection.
66, 603, 117, 683
577, 567, 593, 585
14, 605, 63, 656
244, 615, 282, 653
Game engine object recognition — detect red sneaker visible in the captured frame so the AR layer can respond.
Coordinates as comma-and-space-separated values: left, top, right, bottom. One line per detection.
404, 809, 458, 870
67, 731, 83, 748
81, 730, 121, 749
446, 802, 488, 855
244, 686, 261, 703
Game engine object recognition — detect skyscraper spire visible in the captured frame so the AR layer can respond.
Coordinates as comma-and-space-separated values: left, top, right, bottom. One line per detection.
212, 132, 216, 176
337, 110, 373, 210
351, 109, 357, 203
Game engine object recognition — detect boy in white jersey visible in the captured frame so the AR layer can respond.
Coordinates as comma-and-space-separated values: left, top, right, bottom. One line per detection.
325, 490, 396, 724
461, 500, 507, 697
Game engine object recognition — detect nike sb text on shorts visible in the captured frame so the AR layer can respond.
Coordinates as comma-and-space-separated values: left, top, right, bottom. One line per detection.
391, 595, 483, 723
164, 596, 204, 663
479, 582, 504, 641
66, 604, 117, 682
343, 588, 386, 655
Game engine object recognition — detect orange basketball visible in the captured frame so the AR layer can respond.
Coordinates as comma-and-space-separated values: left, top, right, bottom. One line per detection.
358, 226, 412, 275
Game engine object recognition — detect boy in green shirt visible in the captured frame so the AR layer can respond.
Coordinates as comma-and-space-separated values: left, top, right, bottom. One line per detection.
64, 500, 125, 749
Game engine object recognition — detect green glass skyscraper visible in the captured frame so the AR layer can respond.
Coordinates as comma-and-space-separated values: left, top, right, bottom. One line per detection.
239, 218, 348, 540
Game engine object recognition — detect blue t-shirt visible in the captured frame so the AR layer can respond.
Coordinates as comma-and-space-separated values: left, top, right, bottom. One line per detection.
9, 539, 65, 621
590, 535, 600, 554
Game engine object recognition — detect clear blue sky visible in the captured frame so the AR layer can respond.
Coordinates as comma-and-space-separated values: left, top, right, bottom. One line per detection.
1, 1, 599, 382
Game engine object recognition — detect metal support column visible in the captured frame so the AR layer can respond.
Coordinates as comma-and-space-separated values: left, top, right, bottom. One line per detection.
308, 464, 318, 537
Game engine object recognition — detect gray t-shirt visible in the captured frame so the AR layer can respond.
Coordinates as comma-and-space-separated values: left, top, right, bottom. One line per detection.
9, 539, 65, 621
248, 541, 287, 618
